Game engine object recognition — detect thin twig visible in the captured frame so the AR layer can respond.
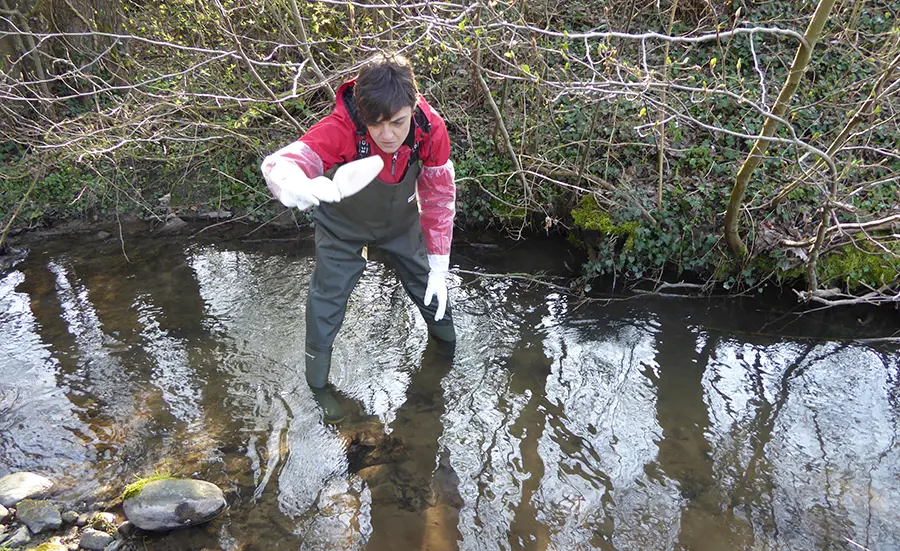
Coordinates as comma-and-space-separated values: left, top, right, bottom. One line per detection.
845, 538, 873, 551
0, 170, 39, 251
114, 185, 131, 263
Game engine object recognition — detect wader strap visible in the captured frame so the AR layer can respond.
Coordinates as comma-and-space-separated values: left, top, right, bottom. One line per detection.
342, 86, 371, 159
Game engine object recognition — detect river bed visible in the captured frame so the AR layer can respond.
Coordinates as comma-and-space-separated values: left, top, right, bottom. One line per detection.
1, 224, 899, 550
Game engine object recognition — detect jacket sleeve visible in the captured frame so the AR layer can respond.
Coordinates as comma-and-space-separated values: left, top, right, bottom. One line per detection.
264, 140, 324, 180
260, 140, 324, 209
262, 111, 357, 202
417, 111, 456, 257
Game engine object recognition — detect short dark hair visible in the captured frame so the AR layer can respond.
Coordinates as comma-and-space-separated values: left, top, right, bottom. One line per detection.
355, 53, 418, 126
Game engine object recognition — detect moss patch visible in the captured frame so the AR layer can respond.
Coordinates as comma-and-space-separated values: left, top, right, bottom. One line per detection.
87, 513, 117, 534
27, 543, 67, 551
818, 242, 900, 290
571, 195, 639, 249
122, 472, 175, 501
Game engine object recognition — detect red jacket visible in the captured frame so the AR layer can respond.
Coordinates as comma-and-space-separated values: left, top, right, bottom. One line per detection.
287, 81, 456, 256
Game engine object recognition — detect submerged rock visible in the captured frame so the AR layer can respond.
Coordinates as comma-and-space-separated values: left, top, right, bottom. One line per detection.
156, 216, 187, 234
86, 511, 118, 533
0, 472, 53, 507
15, 499, 62, 533
79, 527, 115, 550
75, 511, 92, 527
117, 520, 136, 538
343, 420, 406, 473
122, 479, 226, 531
1, 525, 31, 547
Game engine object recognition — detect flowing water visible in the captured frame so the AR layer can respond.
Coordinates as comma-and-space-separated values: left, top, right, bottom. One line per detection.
1, 224, 899, 551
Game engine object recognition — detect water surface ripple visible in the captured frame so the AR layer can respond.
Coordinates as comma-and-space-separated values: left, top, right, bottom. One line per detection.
1, 233, 898, 550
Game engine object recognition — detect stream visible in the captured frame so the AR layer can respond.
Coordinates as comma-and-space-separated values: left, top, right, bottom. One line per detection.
1, 224, 899, 550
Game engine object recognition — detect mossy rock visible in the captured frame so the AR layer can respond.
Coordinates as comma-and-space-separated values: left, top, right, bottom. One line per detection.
571, 196, 638, 235
121, 473, 175, 501
752, 239, 900, 290
26, 542, 67, 551
86, 512, 117, 534
122, 478, 226, 531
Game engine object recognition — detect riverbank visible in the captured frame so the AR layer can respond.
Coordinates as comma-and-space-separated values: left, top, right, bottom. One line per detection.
3, 210, 898, 339
5, 209, 900, 314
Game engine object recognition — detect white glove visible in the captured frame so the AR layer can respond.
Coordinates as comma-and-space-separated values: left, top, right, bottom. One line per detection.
423, 254, 449, 321
261, 155, 340, 210
261, 154, 383, 210
332, 155, 384, 199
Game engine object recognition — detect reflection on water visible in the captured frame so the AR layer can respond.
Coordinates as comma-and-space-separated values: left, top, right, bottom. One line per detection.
1, 230, 899, 550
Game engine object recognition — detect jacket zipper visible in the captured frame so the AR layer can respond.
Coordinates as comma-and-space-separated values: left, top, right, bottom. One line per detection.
391, 152, 399, 176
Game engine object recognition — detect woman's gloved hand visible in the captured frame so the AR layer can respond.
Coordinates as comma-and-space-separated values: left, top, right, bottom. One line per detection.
424, 254, 449, 321
261, 156, 340, 210
261, 150, 383, 210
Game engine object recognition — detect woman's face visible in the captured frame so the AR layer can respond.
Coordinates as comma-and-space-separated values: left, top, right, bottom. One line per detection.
366, 106, 413, 154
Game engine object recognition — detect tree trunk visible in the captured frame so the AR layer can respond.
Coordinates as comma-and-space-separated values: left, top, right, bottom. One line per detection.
723, 0, 838, 259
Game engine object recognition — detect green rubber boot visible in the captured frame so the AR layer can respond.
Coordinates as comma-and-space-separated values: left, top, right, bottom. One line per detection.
310, 385, 347, 424
306, 344, 346, 424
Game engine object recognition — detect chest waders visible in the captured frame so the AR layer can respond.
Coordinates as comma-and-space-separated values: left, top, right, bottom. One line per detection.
304, 160, 455, 394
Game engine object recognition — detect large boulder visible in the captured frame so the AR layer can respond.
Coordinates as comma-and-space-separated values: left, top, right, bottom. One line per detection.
15, 499, 62, 533
122, 479, 226, 531
0, 472, 53, 507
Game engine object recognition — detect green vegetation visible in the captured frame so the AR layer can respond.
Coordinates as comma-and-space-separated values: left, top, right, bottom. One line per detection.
572, 196, 639, 239
817, 242, 900, 291
25, 543, 66, 551
121, 472, 175, 501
